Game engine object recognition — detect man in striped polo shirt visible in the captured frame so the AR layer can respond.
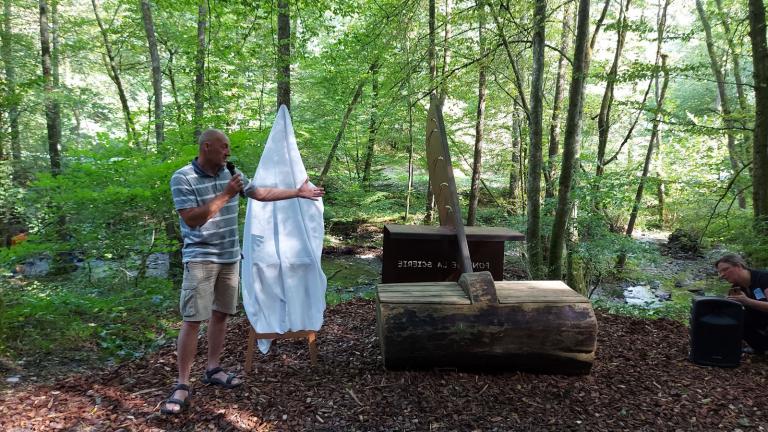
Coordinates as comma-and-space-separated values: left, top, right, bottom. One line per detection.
161, 129, 324, 415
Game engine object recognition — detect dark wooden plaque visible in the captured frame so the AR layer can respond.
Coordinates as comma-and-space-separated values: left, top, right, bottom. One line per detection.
381, 224, 524, 283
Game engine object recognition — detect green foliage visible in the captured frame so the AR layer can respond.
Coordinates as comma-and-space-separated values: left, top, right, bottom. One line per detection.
0, 275, 177, 361
593, 299, 691, 323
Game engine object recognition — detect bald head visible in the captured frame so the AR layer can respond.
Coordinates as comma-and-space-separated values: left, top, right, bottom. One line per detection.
196, 129, 231, 174
198, 128, 229, 149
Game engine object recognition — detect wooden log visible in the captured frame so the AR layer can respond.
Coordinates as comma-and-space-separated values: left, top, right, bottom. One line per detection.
376, 280, 597, 374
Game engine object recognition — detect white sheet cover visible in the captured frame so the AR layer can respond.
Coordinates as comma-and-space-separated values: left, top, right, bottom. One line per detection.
241, 105, 326, 353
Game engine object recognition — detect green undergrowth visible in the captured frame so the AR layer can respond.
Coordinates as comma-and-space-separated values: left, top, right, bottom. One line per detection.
592, 298, 692, 323
0, 275, 178, 364
0, 257, 380, 366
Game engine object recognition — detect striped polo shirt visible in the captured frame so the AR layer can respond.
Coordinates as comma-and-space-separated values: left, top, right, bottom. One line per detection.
170, 158, 253, 263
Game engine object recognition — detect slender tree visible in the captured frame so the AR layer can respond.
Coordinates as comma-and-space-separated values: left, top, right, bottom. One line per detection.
362, 61, 379, 184
527, 0, 546, 277
548, 0, 592, 278
193, 0, 206, 139
596, 0, 632, 178
545, 1, 573, 199
319, 79, 366, 184
2, 0, 19, 162
140, 0, 164, 147
748, 0, 768, 232
424, 0, 437, 223
39, 0, 60, 175
467, 0, 487, 226
277, 0, 290, 110
92, 0, 137, 146
438, 0, 451, 106
696, 0, 746, 209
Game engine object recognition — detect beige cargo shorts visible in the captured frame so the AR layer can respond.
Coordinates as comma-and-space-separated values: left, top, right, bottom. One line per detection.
180, 261, 239, 321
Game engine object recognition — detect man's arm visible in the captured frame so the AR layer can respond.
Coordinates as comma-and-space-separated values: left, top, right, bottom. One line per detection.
247, 178, 325, 202
178, 174, 243, 228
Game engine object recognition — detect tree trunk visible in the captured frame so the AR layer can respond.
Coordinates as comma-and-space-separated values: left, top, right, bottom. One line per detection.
92, 0, 137, 147
467, 0, 487, 227
319, 79, 365, 185
140, 0, 164, 148
2, 0, 19, 162
508, 114, 521, 213
526, 0, 546, 278
596, 0, 632, 178
277, 0, 290, 110
164, 46, 183, 126
362, 61, 379, 184
714, 0, 749, 119
425, 0, 438, 223
748, 0, 768, 232
438, 0, 451, 106
619, 57, 670, 268
696, 0, 746, 209
39, 0, 60, 175
545, 1, 573, 200
193, 0, 207, 139
405, 96, 415, 222
548, 0, 592, 279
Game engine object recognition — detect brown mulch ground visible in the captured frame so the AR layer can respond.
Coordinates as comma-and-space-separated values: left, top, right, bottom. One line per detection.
1, 299, 766, 431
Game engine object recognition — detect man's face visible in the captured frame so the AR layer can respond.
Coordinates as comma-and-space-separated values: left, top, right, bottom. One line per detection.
205, 135, 230, 168
717, 262, 743, 286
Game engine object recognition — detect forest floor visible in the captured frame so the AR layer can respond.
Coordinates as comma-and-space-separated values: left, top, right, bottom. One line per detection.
2, 232, 766, 431
1, 299, 767, 431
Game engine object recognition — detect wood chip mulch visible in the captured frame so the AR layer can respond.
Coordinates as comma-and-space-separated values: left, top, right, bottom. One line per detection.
1, 299, 766, 431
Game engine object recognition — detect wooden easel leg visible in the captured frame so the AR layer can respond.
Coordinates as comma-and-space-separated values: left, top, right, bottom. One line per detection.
245, 327, 255, 375
307, 331, 317, 366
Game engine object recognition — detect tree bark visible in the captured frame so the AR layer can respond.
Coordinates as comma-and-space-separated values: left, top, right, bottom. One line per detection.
319, 79, 365, 185
618, 0, 670, 267
545, 1, 573, 199
140, 0, 164, 147
193, 0, 207, 139
276, 0, 290, 110
748, 0, 768, 232
619, 57, 670, 268
163, 45, 183, 126
696, 0, 746, 209
596, 0, 632, 178
714, 0, 751, 166
508, 114, 521, 213
39, 0, 60, 175
438, 0, 451, 106
527, 0, 546, 278
2, 0, 19, 162
92, 0, 137, 146
548, 0, 592, 279
467, 0, 487, 226
714, 0, 749, 119
362, 61, 379, 184
425, 0, 438, 223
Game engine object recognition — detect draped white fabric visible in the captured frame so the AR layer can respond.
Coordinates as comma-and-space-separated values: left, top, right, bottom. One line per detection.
241, 105, 326, 354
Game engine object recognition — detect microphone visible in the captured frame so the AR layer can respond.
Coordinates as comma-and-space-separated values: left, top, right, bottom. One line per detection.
226, 161, 246, 197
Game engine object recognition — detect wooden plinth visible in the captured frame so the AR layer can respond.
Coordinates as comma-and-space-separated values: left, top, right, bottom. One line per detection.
244, 328, 318, 373
376, 280, 597, 374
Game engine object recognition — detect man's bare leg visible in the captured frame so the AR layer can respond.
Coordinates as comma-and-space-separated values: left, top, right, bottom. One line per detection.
165, 320, 200, 413
205, 310, 241, 385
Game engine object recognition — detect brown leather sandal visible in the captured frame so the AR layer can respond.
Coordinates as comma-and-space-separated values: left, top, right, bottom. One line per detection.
159, 383, 192, 415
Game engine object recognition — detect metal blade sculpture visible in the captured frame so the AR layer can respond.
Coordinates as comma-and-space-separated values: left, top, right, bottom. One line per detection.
424, 95, 473, 274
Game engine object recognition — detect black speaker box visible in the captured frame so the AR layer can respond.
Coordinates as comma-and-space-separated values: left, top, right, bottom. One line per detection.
689, 297, 744, 367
